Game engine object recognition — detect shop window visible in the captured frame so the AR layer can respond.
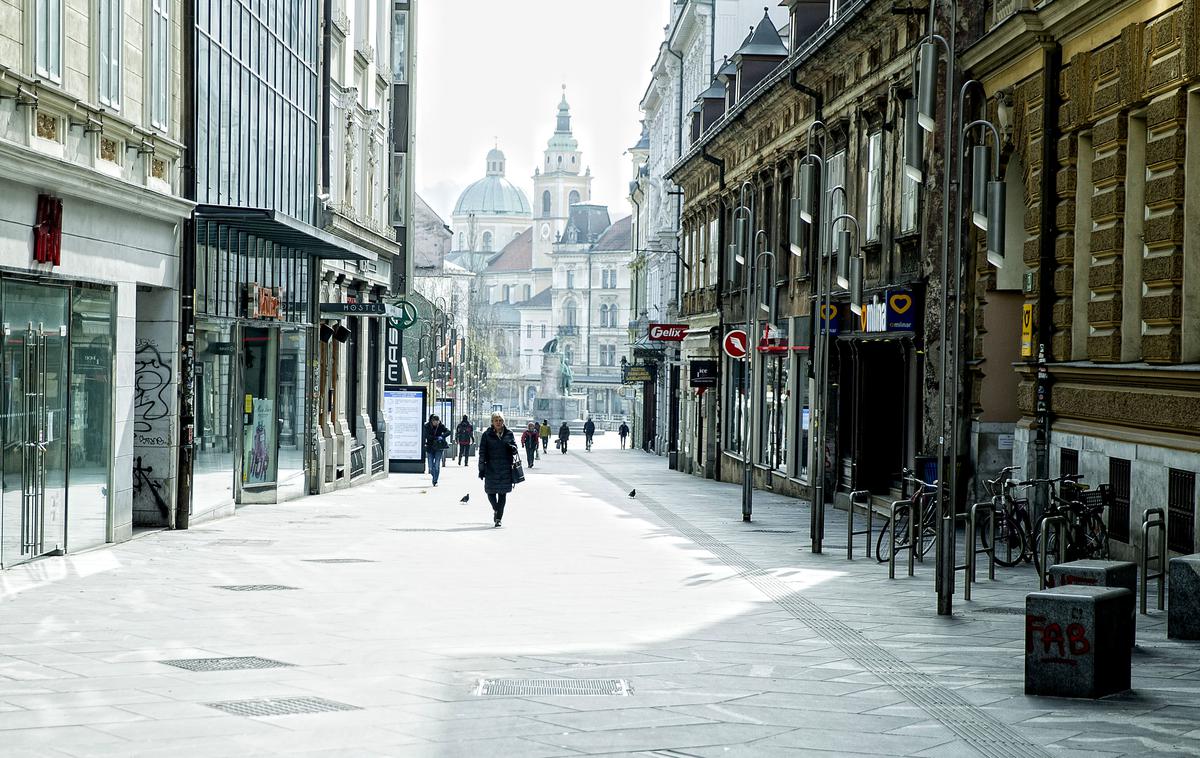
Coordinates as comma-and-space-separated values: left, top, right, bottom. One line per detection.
1168, 469, 1196, 554
1108, 457, 1130, 543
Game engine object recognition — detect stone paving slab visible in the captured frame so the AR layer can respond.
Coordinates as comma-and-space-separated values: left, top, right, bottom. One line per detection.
0, 437, 1196, 756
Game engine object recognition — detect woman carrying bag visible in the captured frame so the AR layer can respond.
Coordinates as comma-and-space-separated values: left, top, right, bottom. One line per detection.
478, 411, 521, 528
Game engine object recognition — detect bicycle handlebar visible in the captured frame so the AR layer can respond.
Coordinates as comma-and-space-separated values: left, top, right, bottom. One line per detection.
1017, 473, 1082, 487
900, 467, 938, 491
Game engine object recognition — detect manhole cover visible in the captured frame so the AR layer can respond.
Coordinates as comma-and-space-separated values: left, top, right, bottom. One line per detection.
974, 606, 1025, 615
474, 678, 631, 696
160, 656, 294, 672
302, 559, 376, 564
209, 539, 275, 547
751, 529, 797, 534
206, 696, 360, 717
215, 585, 299, 592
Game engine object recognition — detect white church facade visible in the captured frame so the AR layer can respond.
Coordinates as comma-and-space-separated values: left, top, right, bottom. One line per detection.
447, 90, 634, 423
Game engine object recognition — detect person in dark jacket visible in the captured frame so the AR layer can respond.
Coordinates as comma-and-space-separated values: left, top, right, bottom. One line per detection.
455, 415, 474, 465
618, 421, 629, 449
520, 422, 539, 468
583, 417, 596, 451
478, 412, 518, 527
557, 422, 571, 454
423, 415, 450, 486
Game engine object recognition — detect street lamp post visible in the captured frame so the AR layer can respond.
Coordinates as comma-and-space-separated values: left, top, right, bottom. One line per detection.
905, 0, 1007, 615
731, 181, 759, 523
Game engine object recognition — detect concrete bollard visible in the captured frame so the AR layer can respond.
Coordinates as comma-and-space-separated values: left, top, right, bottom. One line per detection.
1025, 585, 1133, 698
1168, 554, 1200, 641
1047, 560, 1138, 646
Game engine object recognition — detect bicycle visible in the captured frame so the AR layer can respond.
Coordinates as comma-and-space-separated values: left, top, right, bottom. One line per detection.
978, 466, 1033, 568
875, 468, 939, 564
1027, 474, 1111, 574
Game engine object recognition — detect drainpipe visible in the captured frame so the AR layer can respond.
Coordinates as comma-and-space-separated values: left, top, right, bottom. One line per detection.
1034, 42, 1062, 498
175, 0, 198, 530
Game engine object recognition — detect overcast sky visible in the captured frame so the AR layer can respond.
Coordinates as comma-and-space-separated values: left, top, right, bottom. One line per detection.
414, 1, 671, 226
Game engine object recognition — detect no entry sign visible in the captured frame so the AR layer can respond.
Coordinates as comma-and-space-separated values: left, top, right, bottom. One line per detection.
722, 329, 749, 359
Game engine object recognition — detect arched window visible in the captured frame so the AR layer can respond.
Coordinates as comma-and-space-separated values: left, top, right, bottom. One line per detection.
598, 304, 608, 327
557, 156, 563, 167
542, 191, 551, 215
482, 231, 493, 251
569, 190, 580, 207
564, 299, 577, 326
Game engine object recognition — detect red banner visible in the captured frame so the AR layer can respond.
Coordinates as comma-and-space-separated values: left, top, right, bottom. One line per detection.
648, 323, 687, 341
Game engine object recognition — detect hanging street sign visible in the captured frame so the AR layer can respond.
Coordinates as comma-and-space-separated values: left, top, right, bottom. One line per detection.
320, 302, 388, 316
386, 299, 420, 330
722, 329, 749, 360
648, 323, 688, 341
689, 360, 719, 388
1021, 303, 1034, 358
622, 363, 654, 384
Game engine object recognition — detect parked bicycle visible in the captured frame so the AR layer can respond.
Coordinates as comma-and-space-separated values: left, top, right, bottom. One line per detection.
875, 468, 939, 563
1025, 474, 1111, 574
979, 466, 1034, 568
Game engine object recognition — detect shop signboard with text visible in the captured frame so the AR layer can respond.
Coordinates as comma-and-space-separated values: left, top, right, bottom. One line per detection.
689, 360, 718, 389
648, 323, 687, 342
854, 288, 921, 335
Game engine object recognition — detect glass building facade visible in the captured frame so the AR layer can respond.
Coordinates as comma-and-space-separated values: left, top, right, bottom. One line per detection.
185, 0, 353, 516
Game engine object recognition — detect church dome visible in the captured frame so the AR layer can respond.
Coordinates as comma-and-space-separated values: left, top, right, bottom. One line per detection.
454, 148, 532, 217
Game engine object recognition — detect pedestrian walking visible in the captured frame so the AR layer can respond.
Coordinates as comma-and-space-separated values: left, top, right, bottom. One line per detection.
618, 421, 629, 449
539, 419, 551, 454
520, 422, 539, 468
583, 417, 596, 452
478, 412, 518, 527
557, 421, 571, 454
423, 415, 450, 486
455, 415, 474, 465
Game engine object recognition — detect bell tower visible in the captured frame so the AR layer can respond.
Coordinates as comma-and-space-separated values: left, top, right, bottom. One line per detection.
532, 86, 593, 271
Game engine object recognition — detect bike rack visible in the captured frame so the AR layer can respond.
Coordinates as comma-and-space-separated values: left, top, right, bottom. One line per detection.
957, 502, 996, 601
1140, 507, 1166, 614
847, 490, 873, 560
887, 499, 918, 579
1038, 515, 1069, 590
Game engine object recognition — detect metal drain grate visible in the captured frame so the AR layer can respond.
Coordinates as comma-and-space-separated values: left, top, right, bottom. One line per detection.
215, 585, 299, 592
974, 606, 1025, 615
578, 455, 1050, 758
750, 529, 797, 534
160, 656, 294, 672
474, 678, 631, 696
302, 558, 376, 564
206, 696, 360, 717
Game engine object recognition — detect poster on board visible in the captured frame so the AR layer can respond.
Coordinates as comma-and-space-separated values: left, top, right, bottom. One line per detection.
383, 385, 426, 474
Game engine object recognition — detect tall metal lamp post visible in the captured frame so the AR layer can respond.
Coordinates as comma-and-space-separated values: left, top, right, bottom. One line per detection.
731, 181, 757, 522
905, 0, 1007, 615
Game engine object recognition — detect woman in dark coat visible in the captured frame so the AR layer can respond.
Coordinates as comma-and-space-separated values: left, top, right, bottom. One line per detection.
557, 422, 571, 454
478, 411, 518, 527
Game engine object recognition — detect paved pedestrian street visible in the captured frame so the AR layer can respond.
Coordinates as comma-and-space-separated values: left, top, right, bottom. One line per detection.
1, 439, 1198, 758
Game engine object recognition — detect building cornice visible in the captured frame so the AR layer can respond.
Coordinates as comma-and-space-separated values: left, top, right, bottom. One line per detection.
0, 138, 193, 223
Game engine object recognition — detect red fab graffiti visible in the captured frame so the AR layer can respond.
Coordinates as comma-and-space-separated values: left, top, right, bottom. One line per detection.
1026, 615, 1091, 664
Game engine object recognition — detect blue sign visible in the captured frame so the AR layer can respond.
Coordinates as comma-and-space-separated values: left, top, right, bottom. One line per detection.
886, 289, 917, 332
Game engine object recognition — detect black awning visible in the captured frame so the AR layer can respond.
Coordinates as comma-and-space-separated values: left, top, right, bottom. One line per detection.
195, 205, 378, 262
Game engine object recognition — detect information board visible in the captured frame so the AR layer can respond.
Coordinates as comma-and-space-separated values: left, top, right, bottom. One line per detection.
383, 386, 426, 473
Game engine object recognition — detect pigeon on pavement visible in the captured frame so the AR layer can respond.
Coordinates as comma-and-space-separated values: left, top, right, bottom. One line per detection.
628, 489, 636, 498
460, 494, 470, 503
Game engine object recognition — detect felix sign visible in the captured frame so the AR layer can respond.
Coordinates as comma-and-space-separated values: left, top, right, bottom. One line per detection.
648, 323, 687, 341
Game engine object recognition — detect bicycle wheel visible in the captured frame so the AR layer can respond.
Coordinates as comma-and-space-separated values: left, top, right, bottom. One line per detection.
1082, 514, 1109, 560
985, 512, 1027, 568
875, 505, 911, 564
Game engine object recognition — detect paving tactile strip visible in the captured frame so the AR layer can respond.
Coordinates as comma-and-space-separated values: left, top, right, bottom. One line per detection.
206, 696, 360, 717
160, 656, 294, 672
474, 678, 631, 696
583, 456, 1050, 758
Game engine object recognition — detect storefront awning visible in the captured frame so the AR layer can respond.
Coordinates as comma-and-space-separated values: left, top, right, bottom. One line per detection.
195, 205, 378, 262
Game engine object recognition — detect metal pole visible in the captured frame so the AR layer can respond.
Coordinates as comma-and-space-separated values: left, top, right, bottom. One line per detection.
734, 182, 756, 522
802, 123, 830, 554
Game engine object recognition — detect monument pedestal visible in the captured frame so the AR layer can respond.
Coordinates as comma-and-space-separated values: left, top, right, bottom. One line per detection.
535, 396, 585, 425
